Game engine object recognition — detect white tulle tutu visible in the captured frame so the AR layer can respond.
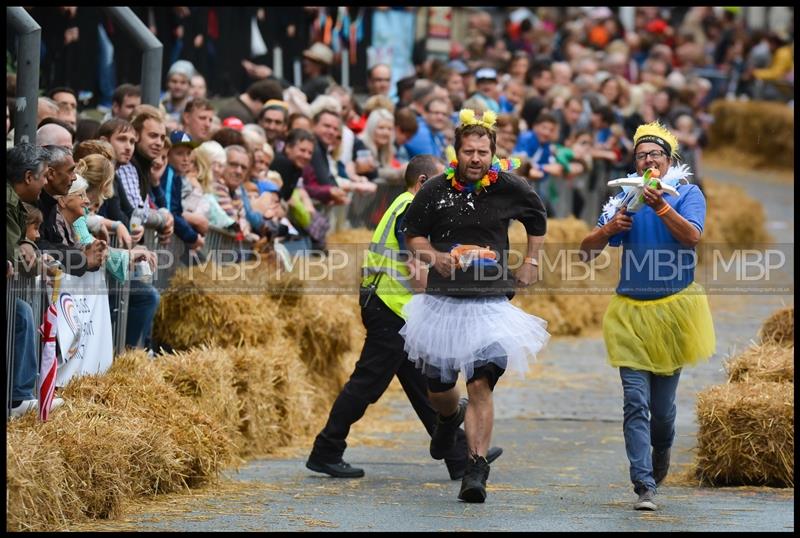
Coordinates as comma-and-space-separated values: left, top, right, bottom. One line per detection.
400, 294, 550, 383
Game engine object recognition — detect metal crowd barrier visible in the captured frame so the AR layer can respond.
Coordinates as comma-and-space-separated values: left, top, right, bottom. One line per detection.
201, 225, 255, 263
107, 232, 130, 356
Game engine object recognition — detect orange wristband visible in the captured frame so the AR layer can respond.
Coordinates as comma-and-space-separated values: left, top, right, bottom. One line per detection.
655, 204, 672, 217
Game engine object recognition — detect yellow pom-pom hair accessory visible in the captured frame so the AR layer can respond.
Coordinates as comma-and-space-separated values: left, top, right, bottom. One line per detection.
633, 121, 679, 158
458, 108, 497, 131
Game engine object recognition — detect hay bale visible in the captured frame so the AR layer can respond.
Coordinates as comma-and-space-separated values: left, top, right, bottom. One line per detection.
759, 306, 794, 346
508, 217, 591, 247
701, 178, 771, 249
695, 381, 794, 487
62, 350, 234, 489
283, 294, 356, 377
158, 346, 245, 457
6, 426, 85, 531
725, 343, 794, 383
707, 100, 794, 170
327, 228, 375, 245
229, 341, 321, 456
153, 263, 286, 350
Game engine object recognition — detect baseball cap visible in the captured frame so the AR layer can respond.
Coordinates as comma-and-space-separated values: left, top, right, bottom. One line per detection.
222, 117, 245, 131
256, 180, 281, 194
168, 130, 199, 149
447, 59, 470, 75
475, 67, 498, 82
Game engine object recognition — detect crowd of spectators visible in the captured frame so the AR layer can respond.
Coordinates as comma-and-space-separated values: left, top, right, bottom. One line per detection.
5, 6, 794, 417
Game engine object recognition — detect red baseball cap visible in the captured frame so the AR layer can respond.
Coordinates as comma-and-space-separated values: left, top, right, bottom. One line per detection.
222, 116, 245, 131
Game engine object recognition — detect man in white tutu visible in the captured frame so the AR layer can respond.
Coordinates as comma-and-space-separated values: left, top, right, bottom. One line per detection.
306, 155, 503, 480
400, 109, 551, 503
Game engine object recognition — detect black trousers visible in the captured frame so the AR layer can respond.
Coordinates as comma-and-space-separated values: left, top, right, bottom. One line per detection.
310, 289, 467, 464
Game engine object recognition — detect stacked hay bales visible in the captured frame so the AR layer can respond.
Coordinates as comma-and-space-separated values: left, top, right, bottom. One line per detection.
701, 178, 771, 250
5, 339, 334, 531
695, 307, 794, 487
707, 100, 794, 170
6, 350, 234, 531
508, 218, 617, 336
153, 260, 357, 400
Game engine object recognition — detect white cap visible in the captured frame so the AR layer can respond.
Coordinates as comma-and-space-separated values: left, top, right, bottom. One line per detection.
475, 67, 498, 81
68, 174, 89, 195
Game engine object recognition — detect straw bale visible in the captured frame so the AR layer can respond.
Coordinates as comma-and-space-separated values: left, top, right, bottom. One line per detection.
158, 346, 245, 457
327, 228, 375, 245
508, 217, 591, 247
153, 264, 285, 350
283, 294, 357, 387
62, 351, 234, 488
695, 381, 794, 487
512, 293, 611, 336
707, 100, 794, 170
6, 426, 85, 531
229, 341, 320, 457
701, 178, 770, 249
758, 306, 794, 346
724, 343, 794, 383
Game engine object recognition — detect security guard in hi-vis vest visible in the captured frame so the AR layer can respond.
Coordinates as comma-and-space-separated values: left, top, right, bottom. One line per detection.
307, 154, 503, 479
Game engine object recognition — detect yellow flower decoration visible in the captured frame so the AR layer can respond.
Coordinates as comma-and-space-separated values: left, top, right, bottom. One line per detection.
458, 108, 497, 131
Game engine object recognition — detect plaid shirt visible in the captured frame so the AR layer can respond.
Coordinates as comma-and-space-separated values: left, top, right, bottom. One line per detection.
117, 163, 144, 208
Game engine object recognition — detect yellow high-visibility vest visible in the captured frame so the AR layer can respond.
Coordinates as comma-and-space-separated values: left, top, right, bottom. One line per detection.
361, 191, 415, 318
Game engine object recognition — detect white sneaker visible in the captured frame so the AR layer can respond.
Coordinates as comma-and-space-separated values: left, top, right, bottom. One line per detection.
50, 397, 65, 411
10, 399, 38, 418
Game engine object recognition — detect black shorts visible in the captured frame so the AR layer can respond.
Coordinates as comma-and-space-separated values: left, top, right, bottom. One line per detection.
426, 362, 505, 393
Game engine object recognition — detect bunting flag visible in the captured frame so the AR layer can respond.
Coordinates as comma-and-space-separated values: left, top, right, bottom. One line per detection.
37, 302, 58, 422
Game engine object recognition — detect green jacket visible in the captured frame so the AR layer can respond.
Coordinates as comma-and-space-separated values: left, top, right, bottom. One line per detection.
6, 183, 26, 263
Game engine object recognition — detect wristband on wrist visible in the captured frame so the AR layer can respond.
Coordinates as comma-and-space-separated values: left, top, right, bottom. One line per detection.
111, 221, 120, 231
523, 256, 539, 267
655, 204, 672, 217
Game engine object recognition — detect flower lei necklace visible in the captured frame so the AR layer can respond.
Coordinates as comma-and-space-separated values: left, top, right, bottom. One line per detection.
445, 156, 522, 194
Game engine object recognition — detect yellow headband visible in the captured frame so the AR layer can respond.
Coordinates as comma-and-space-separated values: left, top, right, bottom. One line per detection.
458, 109, 497, 131
633, 121, 678, 157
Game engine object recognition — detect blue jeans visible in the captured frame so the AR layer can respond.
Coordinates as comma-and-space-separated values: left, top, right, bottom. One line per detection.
619, 367, 681, 493
126, 280, 160, 349
14, 299, 38, 401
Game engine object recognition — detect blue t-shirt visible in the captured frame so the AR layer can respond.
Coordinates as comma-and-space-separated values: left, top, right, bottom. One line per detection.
598, 184, 706, 300
514, 131, 551, 167
404, 114, 445, 160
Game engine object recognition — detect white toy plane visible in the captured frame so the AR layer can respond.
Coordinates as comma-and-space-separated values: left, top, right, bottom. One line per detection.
606, 167, 680, 214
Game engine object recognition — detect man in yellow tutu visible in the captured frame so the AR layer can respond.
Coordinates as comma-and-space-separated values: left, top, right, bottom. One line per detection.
401, 109, 550, 503
579, 121, 716, 511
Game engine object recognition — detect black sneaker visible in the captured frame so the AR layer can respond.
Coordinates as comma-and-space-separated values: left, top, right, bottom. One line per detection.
458, 455, 491, 503
305, 457, 365, 478
446, 446, 504, 480
633, 488, 657, 511
652, 447, 671, 486
430, 398, 468, 460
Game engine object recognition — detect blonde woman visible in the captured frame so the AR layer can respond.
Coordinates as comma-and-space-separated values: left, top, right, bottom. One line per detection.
76, 154, 134, 249
187, 141, 236, 229
345, 108, 407, 228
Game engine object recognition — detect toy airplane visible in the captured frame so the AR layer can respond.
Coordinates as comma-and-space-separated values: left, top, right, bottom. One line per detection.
607, 168, 679, 213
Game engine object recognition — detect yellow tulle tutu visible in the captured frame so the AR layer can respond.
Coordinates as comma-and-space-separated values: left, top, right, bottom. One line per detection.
602, 282, 716, 374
